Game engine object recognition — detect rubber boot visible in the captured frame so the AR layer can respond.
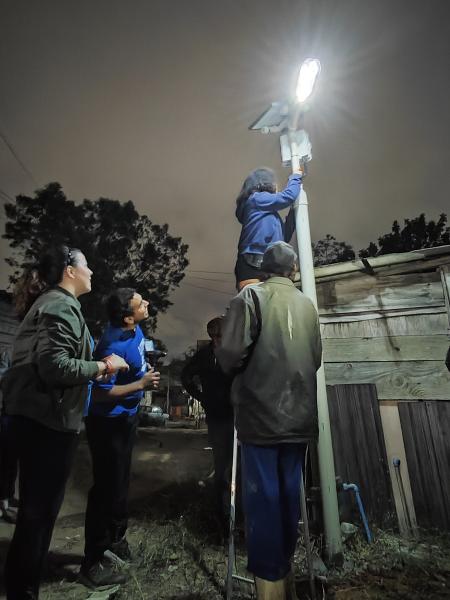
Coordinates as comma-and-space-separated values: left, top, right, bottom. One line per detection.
255, 576, 286, 600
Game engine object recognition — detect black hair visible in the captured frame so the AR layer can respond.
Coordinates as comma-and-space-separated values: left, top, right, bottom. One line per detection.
13, 245, 83, 318
235, 167, 277, 218
107, 287, 136, 327
38, 245, 83, 287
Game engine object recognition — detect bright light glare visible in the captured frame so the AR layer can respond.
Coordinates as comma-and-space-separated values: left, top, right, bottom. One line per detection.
296, 58, 321, 103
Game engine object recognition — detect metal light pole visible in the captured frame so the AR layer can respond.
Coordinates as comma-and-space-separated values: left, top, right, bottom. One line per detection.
249, 59, 343, 562
289, 132, 343, 565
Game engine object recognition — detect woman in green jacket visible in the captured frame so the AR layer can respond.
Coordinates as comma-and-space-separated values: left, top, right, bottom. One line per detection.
1, 245, 128, 600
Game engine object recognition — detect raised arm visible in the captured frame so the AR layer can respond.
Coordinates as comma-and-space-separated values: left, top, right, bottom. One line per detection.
253, 172, 302, 212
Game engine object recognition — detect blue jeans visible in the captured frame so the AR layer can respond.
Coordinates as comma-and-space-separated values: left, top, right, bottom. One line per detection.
240, 442, 306, 581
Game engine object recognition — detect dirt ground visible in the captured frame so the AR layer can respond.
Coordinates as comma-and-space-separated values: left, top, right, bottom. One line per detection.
1, 427, 449, 600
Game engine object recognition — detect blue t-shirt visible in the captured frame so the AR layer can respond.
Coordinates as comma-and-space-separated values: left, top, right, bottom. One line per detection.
89, 324, 147, 417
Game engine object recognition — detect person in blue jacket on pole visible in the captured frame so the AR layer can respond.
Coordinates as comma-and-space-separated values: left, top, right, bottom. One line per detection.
234, 166, 303, 290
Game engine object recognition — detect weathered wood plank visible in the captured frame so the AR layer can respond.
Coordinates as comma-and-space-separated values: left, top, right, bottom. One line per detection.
320, 313, 449, 338
398, 401, 450, 530
380, 404, 418, 536
323, 335, 449, 362
320, 307, 447, 324
313, 251, 433, 281
374, 256, 450, 278
314, 255, 450, 283
317, 272, 444, 315
324, 361, 450, 400
327, 384, 394, 526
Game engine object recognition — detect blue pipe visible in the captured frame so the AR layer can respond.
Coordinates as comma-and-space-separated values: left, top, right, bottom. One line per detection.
343, 483, 373, 543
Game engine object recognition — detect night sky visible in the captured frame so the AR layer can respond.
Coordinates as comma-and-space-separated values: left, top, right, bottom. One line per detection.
1, 0, 449, 356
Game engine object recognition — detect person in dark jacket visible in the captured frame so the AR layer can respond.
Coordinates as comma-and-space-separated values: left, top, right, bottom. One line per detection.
216, 241, 322, 600
1, 245, 128, 600
234, 167, 303, 290
0, 268, 47, 524
181, 317, 234, 533
0, 350, 18, 523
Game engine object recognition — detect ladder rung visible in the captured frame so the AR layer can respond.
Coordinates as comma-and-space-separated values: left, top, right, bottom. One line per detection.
232, 574, 255, 584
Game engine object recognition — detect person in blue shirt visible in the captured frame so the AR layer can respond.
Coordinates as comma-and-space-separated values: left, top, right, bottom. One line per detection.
80, 288, 160, 588
235, 167, 303, 290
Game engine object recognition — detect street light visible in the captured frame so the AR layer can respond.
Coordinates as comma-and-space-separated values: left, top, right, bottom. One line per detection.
296, 58, 321, 103
249, 59, 343, 563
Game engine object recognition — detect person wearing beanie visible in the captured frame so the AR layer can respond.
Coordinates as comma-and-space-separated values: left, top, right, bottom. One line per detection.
234, 167, 303, 291
216, 241, 322, 600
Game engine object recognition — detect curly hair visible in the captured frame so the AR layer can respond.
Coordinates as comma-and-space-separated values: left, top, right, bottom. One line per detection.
13, 267, 47, 320
235, 167, 277, 216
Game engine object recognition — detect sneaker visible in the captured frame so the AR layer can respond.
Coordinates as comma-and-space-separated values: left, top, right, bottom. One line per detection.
79, 558, 128, 588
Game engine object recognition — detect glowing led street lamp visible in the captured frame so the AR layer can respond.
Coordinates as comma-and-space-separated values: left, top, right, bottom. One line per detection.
249, 59, 343, 563
296, 58, 321, 103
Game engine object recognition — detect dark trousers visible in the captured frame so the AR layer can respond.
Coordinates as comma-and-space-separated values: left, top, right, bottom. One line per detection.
240, 442, 306, 581
207, 416, 234, 524
4, 416, 78, 600
83, 413, 137, 568
0, 413, 19, 500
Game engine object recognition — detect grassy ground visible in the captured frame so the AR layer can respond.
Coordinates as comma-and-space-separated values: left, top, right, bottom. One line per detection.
39, 480, 450, 600
1, 428, 449, 599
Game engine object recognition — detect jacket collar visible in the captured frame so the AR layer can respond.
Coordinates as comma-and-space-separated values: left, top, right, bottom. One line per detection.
264, 276, 296, 287
53, 285, 81, 307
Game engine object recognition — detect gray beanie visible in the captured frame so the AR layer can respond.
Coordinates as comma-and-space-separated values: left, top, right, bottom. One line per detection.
261, 241, 298, 275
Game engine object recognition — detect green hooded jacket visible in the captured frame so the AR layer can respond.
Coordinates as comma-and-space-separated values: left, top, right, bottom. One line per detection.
2, 287, 99, 433
216, 277, 322, 445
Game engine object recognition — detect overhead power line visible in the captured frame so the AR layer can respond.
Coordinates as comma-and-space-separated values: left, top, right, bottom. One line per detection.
187, 269, 233, 275
183, 282, 234, 296
0, 187, 14, 202
0, 127, 38, 186
186, 274, 232, 283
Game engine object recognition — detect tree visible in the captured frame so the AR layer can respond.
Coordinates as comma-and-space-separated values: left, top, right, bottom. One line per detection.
359, 213, 450, 257
3, 182, 189, 335
312, 234, 355, 266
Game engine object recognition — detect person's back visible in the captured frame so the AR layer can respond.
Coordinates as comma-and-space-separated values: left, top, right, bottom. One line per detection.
220, 277, 321, 445
181, 342, 233, 421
